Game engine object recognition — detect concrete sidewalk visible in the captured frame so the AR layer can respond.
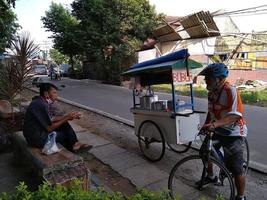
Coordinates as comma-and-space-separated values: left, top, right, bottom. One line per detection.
71, 122, 170, 192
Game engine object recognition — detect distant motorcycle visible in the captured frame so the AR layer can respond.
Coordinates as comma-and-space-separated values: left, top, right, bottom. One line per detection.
49, 67, 61, 80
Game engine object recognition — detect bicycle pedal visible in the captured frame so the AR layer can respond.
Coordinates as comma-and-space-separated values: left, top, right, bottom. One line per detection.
195, 176, 218, 188
214, 179, 223, 186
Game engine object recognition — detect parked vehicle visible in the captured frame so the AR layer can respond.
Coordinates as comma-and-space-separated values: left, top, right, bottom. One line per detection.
60, 64, 70, 77
33, 65, 47, 75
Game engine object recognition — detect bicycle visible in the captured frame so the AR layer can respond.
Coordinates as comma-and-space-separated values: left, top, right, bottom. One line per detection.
168, 129, 246, 200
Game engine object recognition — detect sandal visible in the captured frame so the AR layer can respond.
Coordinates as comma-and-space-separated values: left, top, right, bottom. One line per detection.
73, 144, 93, 153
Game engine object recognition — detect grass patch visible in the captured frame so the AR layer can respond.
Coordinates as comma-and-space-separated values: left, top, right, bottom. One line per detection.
152, 84, 208, 98
240, 87, 267, 106
153, 84, 267, 106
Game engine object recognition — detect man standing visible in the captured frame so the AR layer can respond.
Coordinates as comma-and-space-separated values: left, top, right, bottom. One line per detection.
23, 83, 91, 152
198, 63, 248, 200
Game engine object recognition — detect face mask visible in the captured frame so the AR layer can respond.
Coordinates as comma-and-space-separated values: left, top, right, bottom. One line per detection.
46, 97, 53, 104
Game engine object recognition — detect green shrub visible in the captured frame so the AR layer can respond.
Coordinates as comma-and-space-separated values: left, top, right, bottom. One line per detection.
240, 88, 267, 106
0, 182, 225, 200
0, 182, 173, 200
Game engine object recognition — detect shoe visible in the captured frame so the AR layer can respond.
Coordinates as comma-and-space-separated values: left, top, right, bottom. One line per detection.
235, 196, 246, 200
73, 144, 93, 153
195, 176, 218, 187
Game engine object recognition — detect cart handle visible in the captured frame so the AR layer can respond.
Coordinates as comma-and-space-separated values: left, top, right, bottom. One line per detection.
194, 110, 206, 114
171, 113, 192, 118
171, 110, 206, 118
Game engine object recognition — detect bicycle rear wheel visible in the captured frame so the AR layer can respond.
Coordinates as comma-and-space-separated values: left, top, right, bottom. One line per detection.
168, 155, 235, 200
167, 142, 192, 153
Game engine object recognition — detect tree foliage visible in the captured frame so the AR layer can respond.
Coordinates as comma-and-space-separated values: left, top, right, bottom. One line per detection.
41, 2, 81, 69
42, 0, 161, 82
49, 48, 70, 65
72, 0, 160, 57
0, 0, 19, 53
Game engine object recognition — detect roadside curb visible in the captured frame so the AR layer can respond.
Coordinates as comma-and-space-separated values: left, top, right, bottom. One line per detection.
26, 87, 267, 175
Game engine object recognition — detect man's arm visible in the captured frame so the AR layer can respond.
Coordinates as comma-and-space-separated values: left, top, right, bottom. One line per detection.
47, 112, 79, 132
213, 114, 240, 128
51, 115, 65, 123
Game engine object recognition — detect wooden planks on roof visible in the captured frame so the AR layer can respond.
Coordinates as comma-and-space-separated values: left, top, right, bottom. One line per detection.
153, 11, 220, 42
180, 11, 220, 38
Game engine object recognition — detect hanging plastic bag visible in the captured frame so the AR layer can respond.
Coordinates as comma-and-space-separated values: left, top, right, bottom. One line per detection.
42, 131, 59, 155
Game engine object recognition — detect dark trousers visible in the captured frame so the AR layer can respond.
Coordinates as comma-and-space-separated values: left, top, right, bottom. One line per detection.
55, 122, 78, 151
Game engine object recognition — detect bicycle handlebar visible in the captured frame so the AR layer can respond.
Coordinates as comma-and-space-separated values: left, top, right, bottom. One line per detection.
199, 127, 232, 136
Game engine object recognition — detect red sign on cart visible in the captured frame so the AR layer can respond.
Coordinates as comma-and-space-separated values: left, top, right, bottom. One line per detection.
172, 69, 193, 85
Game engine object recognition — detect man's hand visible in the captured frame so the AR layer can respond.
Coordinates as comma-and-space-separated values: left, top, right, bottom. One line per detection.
202, 122, 216, 131
65, 112, 77, 120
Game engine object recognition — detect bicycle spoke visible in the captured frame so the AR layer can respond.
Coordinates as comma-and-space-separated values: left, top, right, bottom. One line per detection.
169, 155, 235, 200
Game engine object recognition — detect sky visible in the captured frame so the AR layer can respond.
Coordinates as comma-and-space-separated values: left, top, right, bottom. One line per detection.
14, 0, 267, 49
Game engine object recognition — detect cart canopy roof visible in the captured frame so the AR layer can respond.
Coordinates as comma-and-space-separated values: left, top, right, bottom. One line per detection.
122, 49, 203, 77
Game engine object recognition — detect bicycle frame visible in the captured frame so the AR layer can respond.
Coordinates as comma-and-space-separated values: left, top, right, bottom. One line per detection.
198, 132, 227, 190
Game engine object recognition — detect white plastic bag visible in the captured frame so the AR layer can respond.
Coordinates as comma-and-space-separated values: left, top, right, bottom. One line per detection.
42, 131, 59, 155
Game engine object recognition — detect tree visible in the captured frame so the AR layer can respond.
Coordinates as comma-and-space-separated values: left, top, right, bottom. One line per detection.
49, 48, 70, 65
71, 0, 161, 82
0, 0, 19, 53
41, 2, 82, 70
42, 0, 161, 82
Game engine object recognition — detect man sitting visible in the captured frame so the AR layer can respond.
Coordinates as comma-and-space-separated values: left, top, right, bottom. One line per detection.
23, 82, 92, 152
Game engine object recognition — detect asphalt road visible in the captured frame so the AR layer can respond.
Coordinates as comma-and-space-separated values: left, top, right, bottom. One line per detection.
39, 77, 267, 172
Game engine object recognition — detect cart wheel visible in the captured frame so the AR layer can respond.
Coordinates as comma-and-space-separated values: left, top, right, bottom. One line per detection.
167, 142, 192, 153
138, 120, 165, 162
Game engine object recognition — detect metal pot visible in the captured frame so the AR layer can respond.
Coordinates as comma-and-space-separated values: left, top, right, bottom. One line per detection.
152, 100, 168, 111
140, 95, 158, 109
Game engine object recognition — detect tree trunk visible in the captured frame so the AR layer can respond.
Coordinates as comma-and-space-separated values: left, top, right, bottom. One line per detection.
70, 55, 74, 71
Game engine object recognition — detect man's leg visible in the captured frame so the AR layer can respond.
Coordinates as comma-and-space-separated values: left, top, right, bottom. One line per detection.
55, 122, 78, 151
235, 175, 246, 196
55, 131, 71, 151
224, 137, 246, 199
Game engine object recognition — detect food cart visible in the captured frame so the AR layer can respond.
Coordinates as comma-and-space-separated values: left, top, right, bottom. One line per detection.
122, 49, 204, 162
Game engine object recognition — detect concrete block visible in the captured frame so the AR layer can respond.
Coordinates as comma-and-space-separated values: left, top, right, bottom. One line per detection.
76, 132, 110, 148
90, 143, 126, 160
101, 151, 147, 172
120, 163, 168, 187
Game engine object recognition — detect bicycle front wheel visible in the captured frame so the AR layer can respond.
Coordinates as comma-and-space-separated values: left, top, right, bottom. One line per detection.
168, 155, 235, 200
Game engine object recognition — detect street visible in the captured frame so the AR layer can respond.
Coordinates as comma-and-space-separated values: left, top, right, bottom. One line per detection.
43, 77, 267, 172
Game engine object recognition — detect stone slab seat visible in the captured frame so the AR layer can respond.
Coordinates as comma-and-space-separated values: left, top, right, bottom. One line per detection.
12, 131, 91, 190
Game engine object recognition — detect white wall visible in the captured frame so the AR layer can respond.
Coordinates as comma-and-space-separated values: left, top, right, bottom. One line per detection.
138, 48, 157, 63
161, 37, 217, 55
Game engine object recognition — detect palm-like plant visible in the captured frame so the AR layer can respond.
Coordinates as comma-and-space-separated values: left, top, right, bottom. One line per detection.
11, 32, 39, 92
0, 32, 39, 110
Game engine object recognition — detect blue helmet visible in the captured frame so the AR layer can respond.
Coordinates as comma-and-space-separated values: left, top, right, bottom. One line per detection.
198, 63, 229, 78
